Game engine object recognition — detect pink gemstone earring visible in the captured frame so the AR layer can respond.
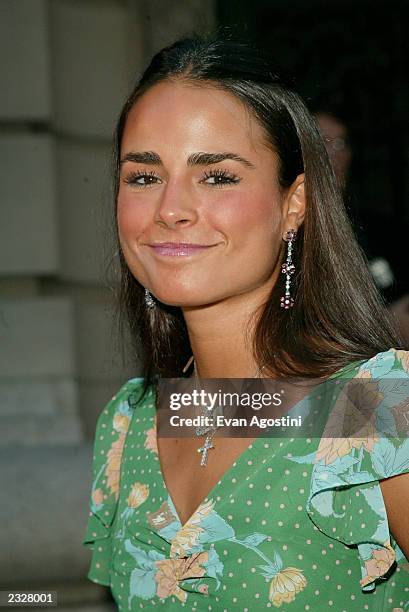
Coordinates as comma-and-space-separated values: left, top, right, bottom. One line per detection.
280, 228, 297, 309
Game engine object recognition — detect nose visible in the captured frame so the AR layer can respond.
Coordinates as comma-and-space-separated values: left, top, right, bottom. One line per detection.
154, 180, 198, 229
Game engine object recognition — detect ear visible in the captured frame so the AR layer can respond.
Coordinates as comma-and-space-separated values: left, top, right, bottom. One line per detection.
282, 173, 305, 237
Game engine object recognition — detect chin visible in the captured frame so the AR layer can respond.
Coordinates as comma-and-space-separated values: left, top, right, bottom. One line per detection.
156, 295, 210, 308
153, 287, 223, 308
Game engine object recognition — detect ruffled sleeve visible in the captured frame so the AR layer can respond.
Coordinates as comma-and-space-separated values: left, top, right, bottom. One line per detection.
82, 378, 144, 585
306, 348, 409, 593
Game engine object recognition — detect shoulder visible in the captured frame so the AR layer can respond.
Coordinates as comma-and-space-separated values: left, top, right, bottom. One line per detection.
305, 346, 409, 592
87, 377, 154, 519
350, 347, 409, 439
83, 376, 157, 585
93, 377, 154, 437
358, 349, 409, 561
354, 347, 409, 378
90, 377, 155, 496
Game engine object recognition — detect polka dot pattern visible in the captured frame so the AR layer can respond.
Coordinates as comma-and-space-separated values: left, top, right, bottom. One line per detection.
82, 351, 409, 610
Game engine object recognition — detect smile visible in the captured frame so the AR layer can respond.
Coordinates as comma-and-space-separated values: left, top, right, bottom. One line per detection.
147, 243, 220, 257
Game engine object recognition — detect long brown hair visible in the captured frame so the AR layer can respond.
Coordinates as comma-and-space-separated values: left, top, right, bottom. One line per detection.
110, 33, 405, 399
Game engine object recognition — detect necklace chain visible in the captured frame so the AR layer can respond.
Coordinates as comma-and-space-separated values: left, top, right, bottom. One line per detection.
185, 357, 265, 467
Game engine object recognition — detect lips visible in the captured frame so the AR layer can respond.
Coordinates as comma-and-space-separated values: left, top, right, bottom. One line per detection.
147, 242, 218, 256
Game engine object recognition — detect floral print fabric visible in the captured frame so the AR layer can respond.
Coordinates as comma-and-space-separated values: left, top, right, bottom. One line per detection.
83, 348, 409, 610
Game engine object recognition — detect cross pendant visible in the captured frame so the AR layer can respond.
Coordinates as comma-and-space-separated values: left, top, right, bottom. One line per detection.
197, 435, 215, 467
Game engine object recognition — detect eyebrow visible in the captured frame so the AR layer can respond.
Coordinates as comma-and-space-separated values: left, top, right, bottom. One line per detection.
119, 150, 256, 169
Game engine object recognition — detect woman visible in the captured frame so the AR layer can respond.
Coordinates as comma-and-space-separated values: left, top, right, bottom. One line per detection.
83, 35, 409, 610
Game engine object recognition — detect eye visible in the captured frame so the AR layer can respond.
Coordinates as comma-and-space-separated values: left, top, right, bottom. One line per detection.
123, 170, 162, 187
200, 168, 242, 188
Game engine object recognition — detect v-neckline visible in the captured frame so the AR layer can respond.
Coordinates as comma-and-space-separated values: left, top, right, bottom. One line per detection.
148, 389, 282, 530
143, 379, 266, 528
145, 359, 367, 530
162, 440, 266, 531
156, 432, 268, 530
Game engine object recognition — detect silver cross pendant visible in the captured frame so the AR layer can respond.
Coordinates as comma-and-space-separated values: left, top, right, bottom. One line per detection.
197, 434, 215, 467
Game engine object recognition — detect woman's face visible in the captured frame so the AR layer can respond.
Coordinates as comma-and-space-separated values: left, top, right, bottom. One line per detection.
117, 80, 293, 307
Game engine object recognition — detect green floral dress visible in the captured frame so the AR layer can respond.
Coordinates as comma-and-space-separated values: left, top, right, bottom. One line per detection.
83, 348, 409, 611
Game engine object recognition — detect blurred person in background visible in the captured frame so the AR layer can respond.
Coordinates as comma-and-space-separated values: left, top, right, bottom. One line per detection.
316, 110, 409, 345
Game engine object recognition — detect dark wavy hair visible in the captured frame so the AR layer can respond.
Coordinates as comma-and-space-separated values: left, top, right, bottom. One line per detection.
111, 33, 404, 398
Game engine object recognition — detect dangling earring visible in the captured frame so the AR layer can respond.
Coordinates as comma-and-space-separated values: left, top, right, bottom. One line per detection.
280, 228, 297, 309
144, 288, 156, 309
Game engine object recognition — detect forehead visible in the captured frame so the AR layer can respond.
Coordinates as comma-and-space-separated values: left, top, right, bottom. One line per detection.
121, 80, 270, 156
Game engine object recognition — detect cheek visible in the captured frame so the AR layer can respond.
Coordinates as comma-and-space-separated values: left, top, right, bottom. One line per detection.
213, 189, 281, 244
116, 191, 152, 286
117, 190, 149, 241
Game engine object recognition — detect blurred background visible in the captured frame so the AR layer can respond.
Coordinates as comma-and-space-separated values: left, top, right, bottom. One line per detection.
0, 0, 408, 610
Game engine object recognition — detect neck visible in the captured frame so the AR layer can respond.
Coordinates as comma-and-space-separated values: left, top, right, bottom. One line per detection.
182, 285, 271, 378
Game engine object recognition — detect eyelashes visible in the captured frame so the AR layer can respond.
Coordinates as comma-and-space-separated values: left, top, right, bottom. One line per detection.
123, 169, 158, 187
122, 168, 242, 189
201, 168, 242, 187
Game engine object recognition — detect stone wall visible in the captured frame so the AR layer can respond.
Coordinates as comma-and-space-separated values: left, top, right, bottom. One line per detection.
0, 0, 215, 607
